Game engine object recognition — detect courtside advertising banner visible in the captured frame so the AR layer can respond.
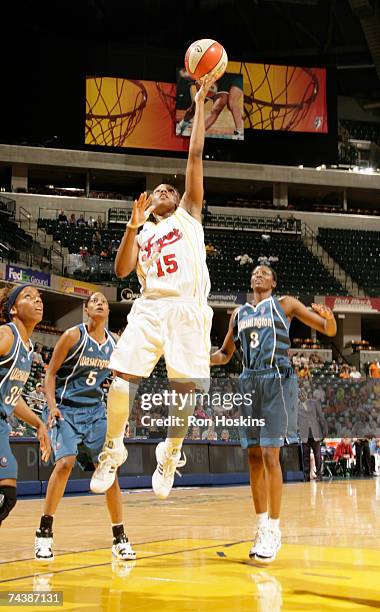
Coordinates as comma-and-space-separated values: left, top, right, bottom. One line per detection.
5, 265, 50, 287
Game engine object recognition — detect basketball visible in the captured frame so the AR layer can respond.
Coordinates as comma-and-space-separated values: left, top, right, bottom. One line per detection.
184, 39, 228, 81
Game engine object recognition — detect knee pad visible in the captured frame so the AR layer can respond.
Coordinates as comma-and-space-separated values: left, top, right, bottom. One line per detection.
0, 486, 17, 525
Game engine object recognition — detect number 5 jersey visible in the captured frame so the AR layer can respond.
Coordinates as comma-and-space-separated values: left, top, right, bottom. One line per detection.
55, 324, 116, 409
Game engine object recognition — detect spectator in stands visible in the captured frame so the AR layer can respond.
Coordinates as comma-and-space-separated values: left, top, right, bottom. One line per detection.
330, 360, 339, 374
275, 214, 282, 230
100, 247, 109, 259
205, 243, 219, 257
76, 214, 87, 227
369, 361, 380, 378
298, 364, 311, 379
33, 344, 44, 366
339, 365, 351, 379
201, 424, 217, 441
69, 213, 76, 226
96, 215, 105, 229
235, 254, 253, 266
333, 438, 354, 476
87, 216, 96, 228
190, 426, 201, 440
58, 209, 68, 224
220, 429, 230, 442
286, 215, 296, 231
29, 383, 46, 412
350, 366, 362, 379
352, 414, 372, 438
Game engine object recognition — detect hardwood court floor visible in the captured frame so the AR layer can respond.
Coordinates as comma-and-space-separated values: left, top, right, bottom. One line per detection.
1, 479, 380, 611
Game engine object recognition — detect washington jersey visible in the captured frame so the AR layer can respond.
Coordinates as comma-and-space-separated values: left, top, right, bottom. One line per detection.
136, 206, 210, 301
233, 296, 291, 372
0, 323, 33, 418
55, 324, 116, 409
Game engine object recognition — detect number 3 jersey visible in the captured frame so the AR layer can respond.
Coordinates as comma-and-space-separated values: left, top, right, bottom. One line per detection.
136, 206, 210, 301
0, 323, 33, 418
55, 324, 116, 409
233, 296, 292, 373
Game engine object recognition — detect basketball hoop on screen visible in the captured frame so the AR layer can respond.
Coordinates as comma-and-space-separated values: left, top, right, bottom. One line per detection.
242, 64, 321, 131
85, 77, 148, 147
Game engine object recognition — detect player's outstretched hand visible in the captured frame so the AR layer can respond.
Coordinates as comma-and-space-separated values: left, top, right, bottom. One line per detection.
37, 423, 51, 462
195, 73, 217, 104
311, 303, 334, 320
128, 192, 154, 229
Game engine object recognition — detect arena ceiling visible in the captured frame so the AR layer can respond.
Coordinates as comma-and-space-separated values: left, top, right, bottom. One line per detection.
3, 0, 380, 103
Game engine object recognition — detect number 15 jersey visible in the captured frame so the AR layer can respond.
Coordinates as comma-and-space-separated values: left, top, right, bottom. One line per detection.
136, 207, 210, 301
55, 324, 116, 409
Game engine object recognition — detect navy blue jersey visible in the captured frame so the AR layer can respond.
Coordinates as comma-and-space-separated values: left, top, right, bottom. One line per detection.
55, 324, 116, 409
0, 323, 33, 418
233, 296, 291, 372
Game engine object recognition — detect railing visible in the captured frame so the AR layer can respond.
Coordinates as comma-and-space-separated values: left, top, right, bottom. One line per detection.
49, 244, 65, 276
19, 205, 31, 230
38, 208, 107, 222
203, 213, 301, 234
0, 194, 16, 218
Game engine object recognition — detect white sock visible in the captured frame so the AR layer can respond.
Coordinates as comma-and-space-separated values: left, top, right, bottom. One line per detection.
257, 512, 268, 528
105, 378, 138, 449
268, 517, 280, 532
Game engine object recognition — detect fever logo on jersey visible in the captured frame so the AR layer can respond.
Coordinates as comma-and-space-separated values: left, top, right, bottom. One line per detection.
141, 228, 183, 260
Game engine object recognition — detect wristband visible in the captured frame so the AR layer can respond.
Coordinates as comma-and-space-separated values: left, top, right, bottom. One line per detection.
127, 220, 143, 229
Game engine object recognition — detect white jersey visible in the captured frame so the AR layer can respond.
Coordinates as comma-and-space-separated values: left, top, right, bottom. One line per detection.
136, 206, 210, 301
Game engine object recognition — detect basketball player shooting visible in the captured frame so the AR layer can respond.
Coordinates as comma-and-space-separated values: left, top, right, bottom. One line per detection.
91, 73, 216, 499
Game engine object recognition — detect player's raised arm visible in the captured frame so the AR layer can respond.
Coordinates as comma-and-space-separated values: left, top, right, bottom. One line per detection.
211, 308, 238, 365
181, 74, 216, 221
115, 192, 153, 278
44, 327, 81, 427
282, 297, 337, 337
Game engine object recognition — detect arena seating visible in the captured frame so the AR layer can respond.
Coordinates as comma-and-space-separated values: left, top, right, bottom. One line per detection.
205, 230, 346, 295
318, 228, 380, 297
39, 217, 346, 295
0, 218, 33, 260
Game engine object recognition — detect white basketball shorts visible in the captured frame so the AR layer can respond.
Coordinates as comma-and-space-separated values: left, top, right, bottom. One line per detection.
109, 297, 213, 387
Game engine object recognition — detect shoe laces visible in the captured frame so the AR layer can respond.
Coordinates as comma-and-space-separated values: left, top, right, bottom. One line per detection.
35, 535, 53, 553
96, 451, 118, 478
158, 450, 187, 479
254, 526, 268, 546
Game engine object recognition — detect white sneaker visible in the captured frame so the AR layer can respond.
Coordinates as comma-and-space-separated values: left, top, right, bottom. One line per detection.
35, 532, 54, 561
254, 529, 281, 563
90, 447, 128, 494
249, 526, 267, 559
152, 442, 186, 499
112, 534, 136, 561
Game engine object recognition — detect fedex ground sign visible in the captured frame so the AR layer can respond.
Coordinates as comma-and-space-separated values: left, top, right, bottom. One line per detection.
6, 265, 50, 287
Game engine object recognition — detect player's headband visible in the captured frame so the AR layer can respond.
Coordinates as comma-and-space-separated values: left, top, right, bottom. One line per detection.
5, 284, 33, 321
